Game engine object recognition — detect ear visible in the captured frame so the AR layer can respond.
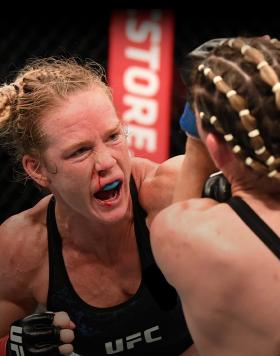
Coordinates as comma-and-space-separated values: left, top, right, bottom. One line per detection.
22, 154, 50, 188
205, 133, 235, 170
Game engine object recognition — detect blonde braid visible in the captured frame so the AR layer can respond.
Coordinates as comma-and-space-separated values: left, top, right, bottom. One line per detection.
228, 38, 280, 109
197, 63, 280, 177
0, 84, 18, 126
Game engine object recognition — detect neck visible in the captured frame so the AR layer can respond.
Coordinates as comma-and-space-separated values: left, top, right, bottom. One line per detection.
54, 200, 135, 264
227, 170, 280, 207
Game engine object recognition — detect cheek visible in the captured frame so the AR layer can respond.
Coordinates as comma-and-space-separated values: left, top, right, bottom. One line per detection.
58, 163, 92, 184
119, 147, 132, 172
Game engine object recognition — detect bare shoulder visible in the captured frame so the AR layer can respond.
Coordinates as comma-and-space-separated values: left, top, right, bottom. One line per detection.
0, 194, 52, 278
150, 199, 239, 273
0, 194, 51, 237
132, 155, 184, 184
151, 197, 219, 242
131, 157, 158, 188
150, 199, 242, 297
131, 155, 184, 217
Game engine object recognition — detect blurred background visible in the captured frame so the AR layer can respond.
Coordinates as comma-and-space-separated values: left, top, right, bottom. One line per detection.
0, 11, 279, 223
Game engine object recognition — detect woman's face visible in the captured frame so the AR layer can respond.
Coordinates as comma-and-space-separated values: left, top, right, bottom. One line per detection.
38, 87, 132, 223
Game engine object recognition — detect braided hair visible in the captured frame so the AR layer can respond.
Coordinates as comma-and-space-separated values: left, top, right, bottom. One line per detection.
191, 37, 280, 180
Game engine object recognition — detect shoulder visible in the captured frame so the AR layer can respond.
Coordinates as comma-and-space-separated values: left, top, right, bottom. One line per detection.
151, 197, 240, 254
131, 155, 184, 216
0, 195, 52, 281
131, 157, 158, 187
150, 197, 219, 246
131, 155, 184, 184
150, 199, 243, 290
0, 194, 51, 238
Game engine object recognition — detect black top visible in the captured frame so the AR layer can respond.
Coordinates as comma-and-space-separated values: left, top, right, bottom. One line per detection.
227, 196, 280, 259
47, 176, 193, 355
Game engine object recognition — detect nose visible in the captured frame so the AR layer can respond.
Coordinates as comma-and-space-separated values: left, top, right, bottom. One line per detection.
94, 150, 116, 176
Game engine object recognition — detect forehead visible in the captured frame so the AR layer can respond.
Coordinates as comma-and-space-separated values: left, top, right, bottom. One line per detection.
40, 88, 119, 138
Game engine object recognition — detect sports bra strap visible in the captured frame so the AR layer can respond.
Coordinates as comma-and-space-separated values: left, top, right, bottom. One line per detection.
227, 196, 280, 259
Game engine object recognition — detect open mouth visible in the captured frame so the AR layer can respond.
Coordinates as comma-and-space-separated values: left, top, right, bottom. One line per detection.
93, 180, 122, 202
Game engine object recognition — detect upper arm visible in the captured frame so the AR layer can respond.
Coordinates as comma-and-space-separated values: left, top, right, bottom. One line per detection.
0, 299, 37, 336
134, 155, 184, 224
0, 219, 38, 336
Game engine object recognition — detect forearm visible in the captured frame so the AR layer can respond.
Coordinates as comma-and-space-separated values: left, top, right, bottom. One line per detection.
173, 137, 217, 203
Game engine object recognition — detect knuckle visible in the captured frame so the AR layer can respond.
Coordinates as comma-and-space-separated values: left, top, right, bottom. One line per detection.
58, 343, 74, 355
53, 311, 70, 327
60, 329, 75, 343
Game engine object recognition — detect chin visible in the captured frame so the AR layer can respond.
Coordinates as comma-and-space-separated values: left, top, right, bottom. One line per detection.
97, 206, 129, 224
93, 194, 130, 223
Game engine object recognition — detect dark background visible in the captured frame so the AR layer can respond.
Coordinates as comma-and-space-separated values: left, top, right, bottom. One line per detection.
0, 12, 279, 223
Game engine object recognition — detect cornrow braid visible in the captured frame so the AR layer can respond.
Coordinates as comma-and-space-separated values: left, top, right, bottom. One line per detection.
199, 110, 270, 176
197, 61, 280, 178
228, 38, 280, 110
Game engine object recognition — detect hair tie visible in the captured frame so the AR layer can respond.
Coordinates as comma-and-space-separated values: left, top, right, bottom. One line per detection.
245, 157, 253, 166
203, 68, 211, 76
224, 134, 234, 142
226, 90, 237, 98
241, 44, 251, 55
257, 60, 268, 70
254, 146, 266, 155
266, 156, 275, 166
213, 76, 222, 84
210, 116, 217, 124
239, 109, 250, 117
272, 82, 280, 93
248, 129, 260, 138
268, 169, 278, 177
232, 145, 241, 153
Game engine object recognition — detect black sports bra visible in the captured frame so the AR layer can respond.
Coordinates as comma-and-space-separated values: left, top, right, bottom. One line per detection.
46, 175, 193, 355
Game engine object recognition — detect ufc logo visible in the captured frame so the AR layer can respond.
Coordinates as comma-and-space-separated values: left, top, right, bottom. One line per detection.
105, 325, 162, 354
10, 326, 25, 356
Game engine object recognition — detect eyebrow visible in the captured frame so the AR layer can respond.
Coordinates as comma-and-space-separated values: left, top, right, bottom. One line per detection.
62, 122, 122, 153
106, 122, 122, 136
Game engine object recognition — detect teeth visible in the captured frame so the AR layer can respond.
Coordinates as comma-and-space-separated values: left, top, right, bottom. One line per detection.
103, 180, 120, 191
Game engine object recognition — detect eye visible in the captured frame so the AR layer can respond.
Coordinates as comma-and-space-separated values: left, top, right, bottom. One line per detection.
69, 146, 91, 158
109, 132, 121, 142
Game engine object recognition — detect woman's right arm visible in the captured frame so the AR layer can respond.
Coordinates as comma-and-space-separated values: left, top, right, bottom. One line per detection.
0, 220, 38, 337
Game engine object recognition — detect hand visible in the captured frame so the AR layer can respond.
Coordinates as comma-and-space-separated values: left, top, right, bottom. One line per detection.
6, 311, 75, 356
202, 171, 231, 202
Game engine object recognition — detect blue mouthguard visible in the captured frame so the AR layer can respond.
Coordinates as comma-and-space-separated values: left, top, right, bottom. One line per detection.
103, 180, 120, 191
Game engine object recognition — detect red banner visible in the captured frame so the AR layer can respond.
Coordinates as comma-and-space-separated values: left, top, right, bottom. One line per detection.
108, 10, 174, 163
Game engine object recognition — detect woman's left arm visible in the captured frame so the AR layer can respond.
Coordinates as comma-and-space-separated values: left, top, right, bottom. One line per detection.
172, 137, 216, 203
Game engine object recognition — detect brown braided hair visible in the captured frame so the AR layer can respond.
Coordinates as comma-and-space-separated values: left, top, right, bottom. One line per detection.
0, 57, 111, 170
191, 36, 280, 179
